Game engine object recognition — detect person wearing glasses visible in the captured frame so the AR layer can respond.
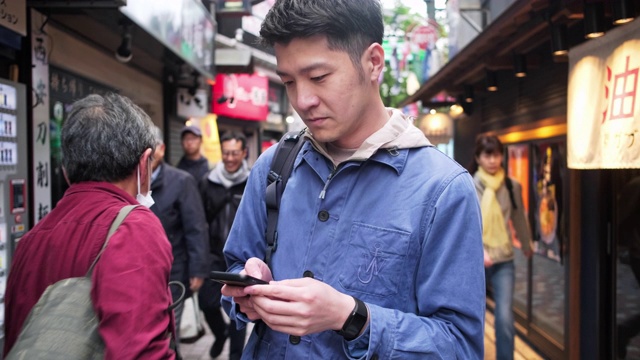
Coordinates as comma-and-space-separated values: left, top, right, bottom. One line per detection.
198, 131, 250, 360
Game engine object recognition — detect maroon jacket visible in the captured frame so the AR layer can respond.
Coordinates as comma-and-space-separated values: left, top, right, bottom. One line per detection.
4, 182, 176, 359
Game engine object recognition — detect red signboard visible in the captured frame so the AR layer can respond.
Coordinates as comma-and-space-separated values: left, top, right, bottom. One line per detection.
411, 22, 439, 50
212, 73, 269, 121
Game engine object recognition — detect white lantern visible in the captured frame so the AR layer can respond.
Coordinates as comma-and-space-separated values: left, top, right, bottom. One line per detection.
418, 113, 453, 145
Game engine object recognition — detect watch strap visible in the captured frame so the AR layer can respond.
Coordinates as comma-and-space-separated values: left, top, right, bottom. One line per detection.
336, 296, 368, 341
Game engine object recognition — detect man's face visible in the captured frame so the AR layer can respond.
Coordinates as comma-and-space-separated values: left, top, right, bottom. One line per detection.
221, 139, 246, 173
182, 132, 202, 156
274, 35, 380, 149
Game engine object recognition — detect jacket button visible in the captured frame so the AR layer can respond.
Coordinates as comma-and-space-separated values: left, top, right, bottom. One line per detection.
289, 335, 301, 345
303, 270, 314, 278
318, 210, 329, 222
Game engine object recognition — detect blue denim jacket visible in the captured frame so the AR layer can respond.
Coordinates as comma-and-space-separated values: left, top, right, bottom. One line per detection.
222, 141, 485, 359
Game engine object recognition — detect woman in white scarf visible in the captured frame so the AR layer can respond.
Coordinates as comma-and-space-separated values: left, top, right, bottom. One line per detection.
472, 135, 533, 360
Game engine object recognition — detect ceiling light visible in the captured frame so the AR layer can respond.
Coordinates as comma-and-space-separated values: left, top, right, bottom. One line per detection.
486, 70, 498, 92
613, 0, 636, 25
584, 2, 606, 39
551, 23, 569, 56
514, 54, 527, 78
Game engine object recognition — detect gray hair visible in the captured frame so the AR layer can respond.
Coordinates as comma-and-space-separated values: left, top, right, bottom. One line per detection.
152, 125, 164, 145
61, 93, 156, 184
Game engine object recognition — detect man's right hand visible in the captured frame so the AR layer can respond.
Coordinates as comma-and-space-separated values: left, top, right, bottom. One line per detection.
221, 257, 273, 321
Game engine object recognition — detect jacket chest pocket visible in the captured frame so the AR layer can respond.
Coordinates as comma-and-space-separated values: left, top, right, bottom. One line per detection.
338, 222, 411, 297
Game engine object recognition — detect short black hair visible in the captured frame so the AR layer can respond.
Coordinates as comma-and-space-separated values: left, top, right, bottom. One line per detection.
220, 131, 247, 150
260, 0, 384, 74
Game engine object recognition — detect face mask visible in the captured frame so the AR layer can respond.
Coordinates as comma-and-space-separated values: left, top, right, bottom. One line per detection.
136, 165, 155, 208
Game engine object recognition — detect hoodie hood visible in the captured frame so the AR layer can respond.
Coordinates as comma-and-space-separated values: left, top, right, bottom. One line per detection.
306, 108, 432, 164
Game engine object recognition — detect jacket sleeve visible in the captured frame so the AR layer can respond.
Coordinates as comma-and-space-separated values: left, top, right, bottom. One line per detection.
92, 209, 176, 360
509, 178, 533, 253
362, 172, 486, 359
180, 175, 210, 278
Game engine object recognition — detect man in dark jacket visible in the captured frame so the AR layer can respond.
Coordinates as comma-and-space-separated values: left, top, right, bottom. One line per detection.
199, 131, 250, 360
150, 126, 210, 341
177, 125, 209, 181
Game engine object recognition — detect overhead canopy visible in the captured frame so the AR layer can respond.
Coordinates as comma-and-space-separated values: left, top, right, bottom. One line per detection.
400, 0, 588, 107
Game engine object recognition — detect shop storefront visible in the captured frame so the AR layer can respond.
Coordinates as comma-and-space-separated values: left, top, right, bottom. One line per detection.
0, 0, 30, 354
27, 0, 216, 219
402, 1, 639, 359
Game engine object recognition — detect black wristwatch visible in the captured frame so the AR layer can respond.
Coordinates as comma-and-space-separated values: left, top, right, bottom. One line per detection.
336, 296, 368, 341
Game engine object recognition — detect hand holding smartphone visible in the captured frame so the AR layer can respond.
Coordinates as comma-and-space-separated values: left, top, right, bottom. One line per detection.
209, 271, 268, 287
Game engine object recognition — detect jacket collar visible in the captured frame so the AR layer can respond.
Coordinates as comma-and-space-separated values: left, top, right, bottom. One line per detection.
150, 163, 165, 191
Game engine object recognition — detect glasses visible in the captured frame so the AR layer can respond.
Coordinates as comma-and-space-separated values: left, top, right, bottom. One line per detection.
222, 150, 243, 158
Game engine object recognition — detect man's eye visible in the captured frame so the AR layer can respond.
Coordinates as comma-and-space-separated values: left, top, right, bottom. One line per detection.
283, 80, 294, 86
311, 75, 327, 81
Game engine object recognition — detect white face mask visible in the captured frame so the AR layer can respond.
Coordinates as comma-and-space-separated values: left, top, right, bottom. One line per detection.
136, 165, 155, 208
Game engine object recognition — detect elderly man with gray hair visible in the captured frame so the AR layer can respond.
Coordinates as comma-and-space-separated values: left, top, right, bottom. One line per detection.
4, 93, 178, 359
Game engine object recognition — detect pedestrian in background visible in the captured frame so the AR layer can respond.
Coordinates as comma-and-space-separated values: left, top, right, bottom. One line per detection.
149, 126, 210, 343
4, 93, 177, 359
219, 0, 486, 358
177, 125, 209, 181
472, 134, 533, 360
199, 131, 250, 359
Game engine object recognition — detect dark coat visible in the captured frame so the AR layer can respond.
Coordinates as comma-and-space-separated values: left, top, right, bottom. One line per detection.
151, 163, 209, 291
199, 173, 247, 266
177, 156, 209, 182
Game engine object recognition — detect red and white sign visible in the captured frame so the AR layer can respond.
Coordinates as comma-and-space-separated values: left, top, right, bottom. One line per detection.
568, 18, 640, 169
212, 73, 268, 121
410, 22, 439, 51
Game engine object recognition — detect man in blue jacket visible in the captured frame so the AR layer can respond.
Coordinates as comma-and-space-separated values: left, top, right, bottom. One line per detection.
220, 0, 486, 358
150, 126, 209, 341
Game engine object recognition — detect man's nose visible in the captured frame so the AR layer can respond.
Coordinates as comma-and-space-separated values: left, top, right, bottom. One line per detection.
295, 84, 319, 111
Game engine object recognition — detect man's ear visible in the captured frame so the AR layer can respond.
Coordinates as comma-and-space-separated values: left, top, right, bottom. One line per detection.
140, 148, 153, 181
62, 166, 71, 186
365, 43, 385, 83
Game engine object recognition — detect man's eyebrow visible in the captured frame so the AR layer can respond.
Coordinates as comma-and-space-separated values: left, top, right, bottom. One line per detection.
276, 62, 330, 78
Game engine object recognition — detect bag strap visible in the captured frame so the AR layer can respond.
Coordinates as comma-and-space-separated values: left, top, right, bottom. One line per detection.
264, 129, 307, 268
505, 177, 517, 210
86, 204, 139, 277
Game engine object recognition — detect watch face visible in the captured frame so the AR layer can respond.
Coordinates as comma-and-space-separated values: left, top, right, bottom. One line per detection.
338, 297, 368, 340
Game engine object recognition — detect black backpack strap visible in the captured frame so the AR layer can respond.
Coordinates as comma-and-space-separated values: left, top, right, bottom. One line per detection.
264, 130, 307, 268
505, 177, 518, 210
86, 204, 139, 277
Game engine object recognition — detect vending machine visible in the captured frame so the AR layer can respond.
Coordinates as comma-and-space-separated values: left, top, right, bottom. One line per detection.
0, 78, 30, 350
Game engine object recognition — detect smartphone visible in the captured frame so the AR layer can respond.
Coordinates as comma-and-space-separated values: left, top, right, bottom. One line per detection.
209, 271, 269, 287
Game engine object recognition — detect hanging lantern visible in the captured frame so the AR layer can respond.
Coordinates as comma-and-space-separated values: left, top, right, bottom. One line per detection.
418, 112, 453, 145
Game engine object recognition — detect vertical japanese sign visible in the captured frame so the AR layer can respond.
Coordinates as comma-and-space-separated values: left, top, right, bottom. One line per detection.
31, 10, 51, 223
568, 18, 640, 169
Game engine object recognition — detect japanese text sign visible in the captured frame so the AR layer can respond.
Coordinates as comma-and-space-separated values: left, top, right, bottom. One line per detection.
568, 18, 640, 169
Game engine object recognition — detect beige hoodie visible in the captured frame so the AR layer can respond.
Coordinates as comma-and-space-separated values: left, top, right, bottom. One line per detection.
305, 108, 432, 166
